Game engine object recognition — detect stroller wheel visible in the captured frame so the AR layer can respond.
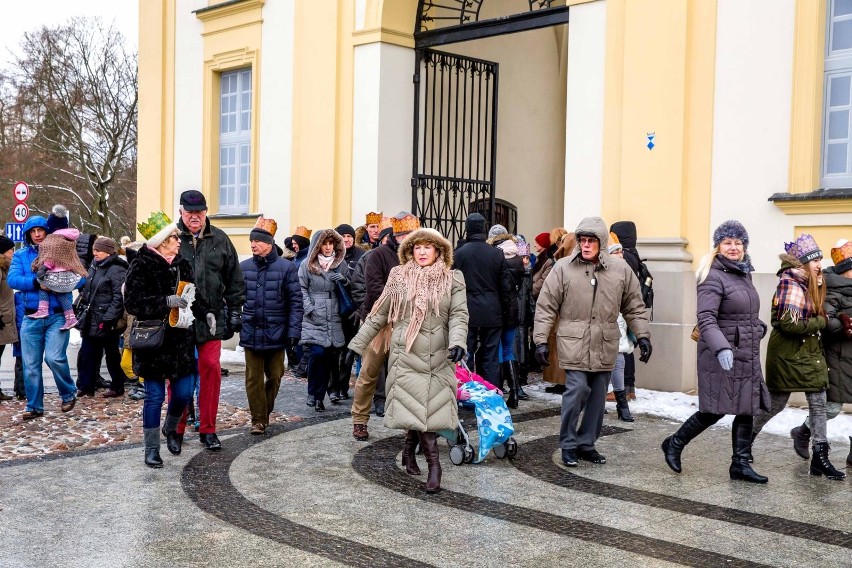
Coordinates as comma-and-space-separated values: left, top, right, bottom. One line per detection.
464, 445, 475, 464
506, 438, 518, 459
494, 443, 508, 459
449, 444, 466, 466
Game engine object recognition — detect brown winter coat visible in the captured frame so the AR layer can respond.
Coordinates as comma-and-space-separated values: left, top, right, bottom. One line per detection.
533, 217, 650, 372
0, 255, 18, 345
696, 255, 770, 415
349, 228, 468, 433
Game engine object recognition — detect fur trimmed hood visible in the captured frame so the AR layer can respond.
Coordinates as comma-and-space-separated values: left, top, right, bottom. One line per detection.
306, 228, 346, 274
354, 224, 372, 252
398, 228, 454, 266
777, 253, 804, 275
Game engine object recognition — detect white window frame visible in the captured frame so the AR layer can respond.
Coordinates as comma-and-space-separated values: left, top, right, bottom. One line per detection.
822, 0, 852, 188
218, 68, 252, 214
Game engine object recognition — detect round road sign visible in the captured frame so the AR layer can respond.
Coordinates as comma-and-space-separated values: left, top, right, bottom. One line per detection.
13, 202, 29, 222
13, 181, 29, 202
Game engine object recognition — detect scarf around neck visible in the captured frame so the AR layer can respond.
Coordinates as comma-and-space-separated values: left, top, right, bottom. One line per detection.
318, 252, 335, 271
773, 267, 814, 323
367, 258, 453, 353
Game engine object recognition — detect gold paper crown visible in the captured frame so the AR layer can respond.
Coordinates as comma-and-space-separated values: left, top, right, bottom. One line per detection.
293, 226, 312, 238
137, 211, 173, 240
392, 213, 420, 235
379, 216, 393, 230
253, 216, 278, 237
366, 211, 383, 225
831, 240, 852, 266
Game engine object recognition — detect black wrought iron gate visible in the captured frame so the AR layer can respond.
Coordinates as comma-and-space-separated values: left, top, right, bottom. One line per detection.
411, 49, 499, 244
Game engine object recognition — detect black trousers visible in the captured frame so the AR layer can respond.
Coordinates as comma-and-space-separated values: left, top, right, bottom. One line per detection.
77, 335, 125, 394
466, 326, 502, 386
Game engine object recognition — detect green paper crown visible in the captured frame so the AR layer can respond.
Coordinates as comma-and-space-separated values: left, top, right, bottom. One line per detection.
138, 211, 173, 240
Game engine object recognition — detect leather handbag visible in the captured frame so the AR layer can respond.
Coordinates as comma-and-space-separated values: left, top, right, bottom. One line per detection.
335, 281, 356, 318
128, 319, 166, 350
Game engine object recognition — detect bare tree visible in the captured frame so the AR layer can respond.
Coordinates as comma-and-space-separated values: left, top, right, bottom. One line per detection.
8, 17, 137, 238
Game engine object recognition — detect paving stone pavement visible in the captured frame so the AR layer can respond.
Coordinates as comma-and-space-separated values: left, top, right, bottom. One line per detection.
1, 350, 851, 567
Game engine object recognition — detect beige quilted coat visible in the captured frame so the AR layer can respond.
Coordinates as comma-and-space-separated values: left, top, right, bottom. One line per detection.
349, 228, 468, 432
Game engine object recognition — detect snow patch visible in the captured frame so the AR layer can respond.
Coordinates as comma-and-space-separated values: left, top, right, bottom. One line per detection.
220, 345, 245, 365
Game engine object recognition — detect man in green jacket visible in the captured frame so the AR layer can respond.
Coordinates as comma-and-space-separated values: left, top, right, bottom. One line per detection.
176, 190, 246, 450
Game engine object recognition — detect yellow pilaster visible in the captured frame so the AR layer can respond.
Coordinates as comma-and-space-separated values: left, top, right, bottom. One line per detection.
136, 0, 175, 237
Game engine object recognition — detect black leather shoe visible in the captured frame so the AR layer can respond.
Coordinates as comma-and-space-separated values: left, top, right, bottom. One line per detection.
145, 447, 163, 468
162, 427, 183, 455
315, 400, 325, 412
561, 450, 578, 467
306, 395, 316, 407
199, 433, 222, 451
577, 448, 606, 464
329, 391, 342, 403
374, 403, 385, 417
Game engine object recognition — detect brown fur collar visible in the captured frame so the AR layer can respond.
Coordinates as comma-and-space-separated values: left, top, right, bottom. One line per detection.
397, 228, 453, 266
307, 228, 346, 274
354, 224, 372, 252
486, 232, 516, 246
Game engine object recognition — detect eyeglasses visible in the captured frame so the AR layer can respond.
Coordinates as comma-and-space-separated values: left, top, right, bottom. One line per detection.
578, 236, 598, 245
166, 234, 180, 242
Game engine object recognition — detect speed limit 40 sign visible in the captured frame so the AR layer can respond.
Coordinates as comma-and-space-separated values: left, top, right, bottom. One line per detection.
13, 202, 29, 222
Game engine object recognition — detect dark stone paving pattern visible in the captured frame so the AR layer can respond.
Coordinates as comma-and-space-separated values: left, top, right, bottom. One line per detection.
514, 435, 852, 550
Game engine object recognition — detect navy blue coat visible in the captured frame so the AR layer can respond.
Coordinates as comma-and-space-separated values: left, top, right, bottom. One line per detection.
239, 248, 303, 351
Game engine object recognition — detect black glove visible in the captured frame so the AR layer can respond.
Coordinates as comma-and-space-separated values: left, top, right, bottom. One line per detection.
638, 337, 652, 363
535, 343, 550, 367
447, 346, 466, 363
227, 309, 243, 334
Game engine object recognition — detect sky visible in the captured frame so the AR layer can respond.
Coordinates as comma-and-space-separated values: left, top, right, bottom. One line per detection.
0, 0, 138, 66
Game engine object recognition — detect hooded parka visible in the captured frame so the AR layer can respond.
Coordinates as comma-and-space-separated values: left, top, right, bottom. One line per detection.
696, 255, 770, 415
533, 217, 650, 372
819, 269, 852, 403
349, 228, 468, 432
76, 254, 129, 338
298, 229, 350, 348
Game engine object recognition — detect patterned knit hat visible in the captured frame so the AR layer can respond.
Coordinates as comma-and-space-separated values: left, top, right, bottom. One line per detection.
712, 220, 749, 249
831, 239, 852, 274
785, 234, 822, 264
138, 211, 178, 248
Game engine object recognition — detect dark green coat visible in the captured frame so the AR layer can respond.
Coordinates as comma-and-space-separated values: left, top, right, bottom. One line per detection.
823, 269, 852, 403
177, 218, 246, 343
764, 257, 828, 393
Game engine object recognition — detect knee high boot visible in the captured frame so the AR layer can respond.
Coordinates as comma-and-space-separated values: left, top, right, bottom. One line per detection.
419, 431, 442, 493
614, 390, 634, 422
511, 360, 528, 400
661, 413, 711, 473
504, 362, 519, 409
161, 414, 183, 455
144, 428, 163, 468
729, 420, 768, 483
402, 430, 421, 476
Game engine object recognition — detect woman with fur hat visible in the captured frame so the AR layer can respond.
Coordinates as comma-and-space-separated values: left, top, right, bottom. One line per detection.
298, 229, 351, 411
662, 221, 770, 482
751, 234, 845, 480
349, 228, 468, 493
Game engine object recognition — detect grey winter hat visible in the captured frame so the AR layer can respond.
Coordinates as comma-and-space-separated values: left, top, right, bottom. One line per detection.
712, 220, 749, 249
488, 224, 508, 239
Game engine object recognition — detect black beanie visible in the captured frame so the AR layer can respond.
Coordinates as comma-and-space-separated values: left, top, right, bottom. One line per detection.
0, 235, 14, 254
335, 224, 356, 238
465, 213, 487, 237
292, 234, 310, 251
249, 229, 274, 245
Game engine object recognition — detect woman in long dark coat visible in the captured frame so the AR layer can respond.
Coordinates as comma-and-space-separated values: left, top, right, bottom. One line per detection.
661, 220, 770, 483
124, 212, 205, 468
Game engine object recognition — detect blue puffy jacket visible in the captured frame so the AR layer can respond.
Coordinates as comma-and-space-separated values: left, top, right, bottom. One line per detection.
239, 247, 303, 351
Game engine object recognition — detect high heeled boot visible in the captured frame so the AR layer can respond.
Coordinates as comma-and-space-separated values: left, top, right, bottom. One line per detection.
419, 431, 442, 493
401, 430, 421, 476
144, 427, 163, 468
810, 442, 846, 480
614, 390, 634, 422
729, 420, 768, 483
504, 362, 519, 409
511, 360, 528, 400
661, 412, 711, 473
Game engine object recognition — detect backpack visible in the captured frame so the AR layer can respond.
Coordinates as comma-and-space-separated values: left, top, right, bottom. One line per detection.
623, 248, 654, 319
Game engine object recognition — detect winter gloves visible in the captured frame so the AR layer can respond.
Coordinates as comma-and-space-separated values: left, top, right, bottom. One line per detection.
227, 309, 243, 334
535, 343, 550, 367
717, 348, 734, 371
327, 272, 346, 283
447, 346, 466, 363
839, 312, 852, 338
638, 337, 653, 363
166, 295, 188, 309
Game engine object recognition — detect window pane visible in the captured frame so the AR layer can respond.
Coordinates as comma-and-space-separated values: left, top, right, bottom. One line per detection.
229, 115, 236, 132
836, 0, 852, 17
830, 75, 851, 106
829, 110, 850, 139
832, 19, 852, 51
827, 143, 848, 174
241, 110, 250, 132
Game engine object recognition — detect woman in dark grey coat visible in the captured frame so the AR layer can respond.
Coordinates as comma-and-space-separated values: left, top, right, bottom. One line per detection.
662, 221, 770, 483
298, 229, 350, 411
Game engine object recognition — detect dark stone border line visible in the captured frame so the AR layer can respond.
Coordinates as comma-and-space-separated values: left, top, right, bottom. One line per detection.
181, 414, 438, 568
352, 433, 769, 568
513, 435, 852, 550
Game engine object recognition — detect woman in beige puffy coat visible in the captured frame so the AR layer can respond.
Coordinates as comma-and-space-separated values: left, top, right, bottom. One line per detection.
349, 228, 468, 493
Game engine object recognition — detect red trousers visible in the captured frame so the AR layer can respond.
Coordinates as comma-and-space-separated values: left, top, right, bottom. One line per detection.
175, 340, 222, 434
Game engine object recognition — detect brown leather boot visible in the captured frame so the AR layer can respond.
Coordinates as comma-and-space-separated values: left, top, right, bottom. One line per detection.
402, 430, 421, 475
419, 431, 442, 493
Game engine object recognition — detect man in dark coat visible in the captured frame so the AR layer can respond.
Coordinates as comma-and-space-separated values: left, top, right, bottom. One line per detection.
454, 213, 514, 387
239, 217, 302, 435
350, 212, 418, 440
610, 220, 646, 400
176, 190, 246, 450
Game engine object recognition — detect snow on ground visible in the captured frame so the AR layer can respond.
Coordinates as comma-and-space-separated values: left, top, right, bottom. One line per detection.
220, 344, 245, 364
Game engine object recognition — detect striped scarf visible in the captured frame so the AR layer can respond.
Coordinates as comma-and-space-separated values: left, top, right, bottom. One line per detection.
773, 268, 813, 323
